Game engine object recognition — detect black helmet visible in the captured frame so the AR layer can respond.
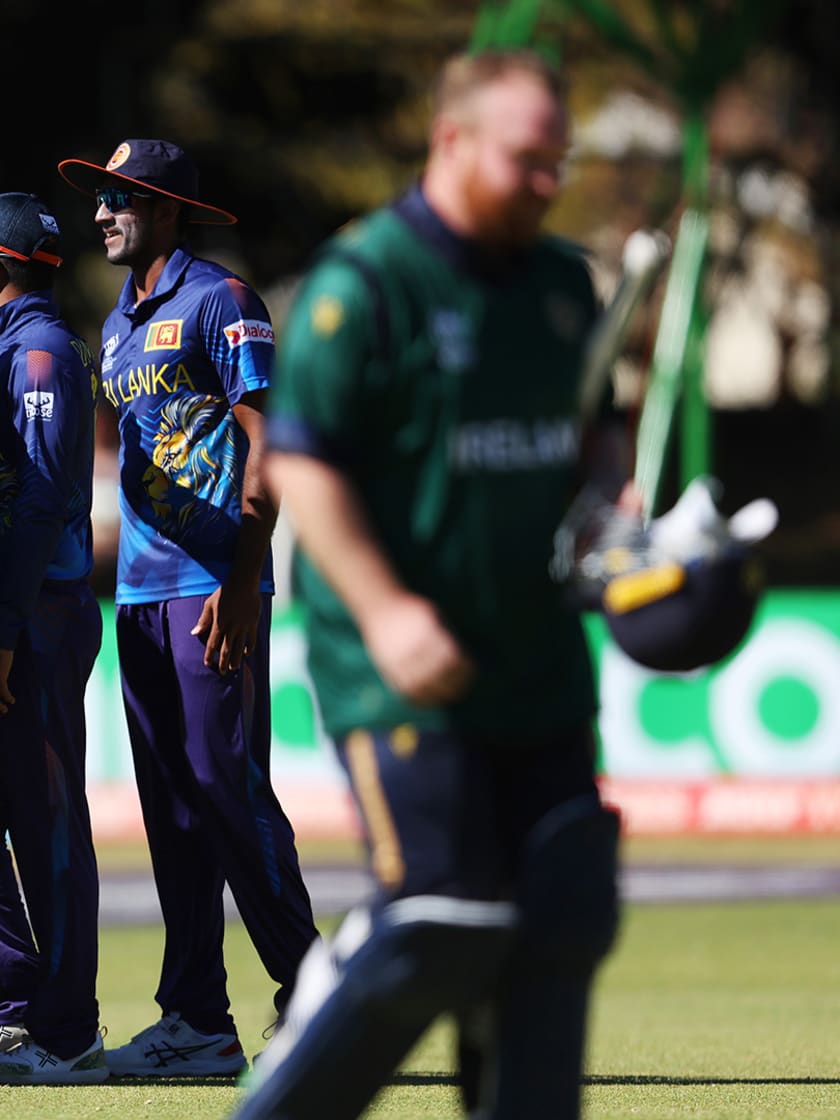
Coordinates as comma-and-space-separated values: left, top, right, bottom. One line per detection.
602, 544, 765, 672
553, 477, 778, 672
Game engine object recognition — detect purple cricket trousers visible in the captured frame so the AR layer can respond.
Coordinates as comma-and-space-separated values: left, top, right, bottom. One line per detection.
0, 579, 102, 1058
115, 593, 318, 1035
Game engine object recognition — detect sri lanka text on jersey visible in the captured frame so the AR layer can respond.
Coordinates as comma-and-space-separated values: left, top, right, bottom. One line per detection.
102, 364, 197, 408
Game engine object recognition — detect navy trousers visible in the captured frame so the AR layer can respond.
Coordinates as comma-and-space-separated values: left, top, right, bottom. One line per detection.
231, 724, 612, 1120
116, 594, 318, 1034
0, 579, 102, 1057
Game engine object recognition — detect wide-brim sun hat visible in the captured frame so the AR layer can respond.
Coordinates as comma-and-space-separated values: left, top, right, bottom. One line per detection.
58, 138, 237, 226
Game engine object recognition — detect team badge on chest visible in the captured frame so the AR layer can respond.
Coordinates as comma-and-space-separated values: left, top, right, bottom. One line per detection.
145, 320, 184, 351
429, 309, 475, 374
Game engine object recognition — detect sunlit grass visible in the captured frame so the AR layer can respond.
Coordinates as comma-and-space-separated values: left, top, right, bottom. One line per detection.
3, 837, 838, 1119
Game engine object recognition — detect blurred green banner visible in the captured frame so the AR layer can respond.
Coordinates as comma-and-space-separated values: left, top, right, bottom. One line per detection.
85, 591, 840, 782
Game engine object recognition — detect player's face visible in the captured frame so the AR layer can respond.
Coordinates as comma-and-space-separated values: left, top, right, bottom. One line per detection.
94, 190, 160, 266
458, 73, 568, 248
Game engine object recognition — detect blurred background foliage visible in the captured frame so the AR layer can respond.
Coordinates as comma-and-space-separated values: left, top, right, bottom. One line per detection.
4, 0, 840, 585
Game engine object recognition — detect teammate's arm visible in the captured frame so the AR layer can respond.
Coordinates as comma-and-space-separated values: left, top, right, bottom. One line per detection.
0, 649, 13, 713
266, 450, 475, 706
0, 351, 78, 711
191, 388, 278, 674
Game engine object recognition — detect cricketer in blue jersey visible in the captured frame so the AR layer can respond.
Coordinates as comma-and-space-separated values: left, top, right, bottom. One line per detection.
0, 193, 107, 1084
232, 50, 643, 1120
58, 140, 318, 1078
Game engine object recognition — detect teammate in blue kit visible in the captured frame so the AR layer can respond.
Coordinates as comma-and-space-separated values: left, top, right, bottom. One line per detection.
0, 193, 107, 1084
58, 140, 318, 1077
232, 49, 641, 1120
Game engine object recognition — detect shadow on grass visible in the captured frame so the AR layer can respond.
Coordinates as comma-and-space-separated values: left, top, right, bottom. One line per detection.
389, 1072, 459, 1086
389, 1072, 840, 1087
587, 1075, 840, 1085
105, 1075, 246, 1087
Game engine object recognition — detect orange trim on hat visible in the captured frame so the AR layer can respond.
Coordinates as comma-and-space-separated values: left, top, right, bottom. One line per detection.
32, 247, 63, 267
56, 158, 238, 226
0, 242, 62, 267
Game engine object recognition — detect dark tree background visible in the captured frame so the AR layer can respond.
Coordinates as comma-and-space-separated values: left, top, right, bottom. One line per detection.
5, 0, 840, 586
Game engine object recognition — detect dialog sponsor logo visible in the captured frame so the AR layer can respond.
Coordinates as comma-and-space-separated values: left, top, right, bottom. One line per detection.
224, 319, 275, 348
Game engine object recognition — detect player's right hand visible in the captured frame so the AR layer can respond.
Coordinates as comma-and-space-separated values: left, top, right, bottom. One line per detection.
360, 592, 476, 706
191, 583, 260, 674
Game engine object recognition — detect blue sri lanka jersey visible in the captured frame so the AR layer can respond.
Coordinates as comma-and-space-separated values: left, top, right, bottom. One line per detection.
0, 290, 98, 648
100, 245, 276, 605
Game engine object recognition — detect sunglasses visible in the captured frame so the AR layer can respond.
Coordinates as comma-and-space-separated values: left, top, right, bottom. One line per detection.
95, 187, 152, 212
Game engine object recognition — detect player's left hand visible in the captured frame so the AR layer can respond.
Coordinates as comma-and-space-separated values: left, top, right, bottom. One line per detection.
191, 585, 260, 674
0, 649, 15, 714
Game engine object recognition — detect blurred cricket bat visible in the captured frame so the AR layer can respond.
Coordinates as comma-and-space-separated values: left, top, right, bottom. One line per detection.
578, 227, 672, 426
633, 208, 710, 520
550, 228, 671, 588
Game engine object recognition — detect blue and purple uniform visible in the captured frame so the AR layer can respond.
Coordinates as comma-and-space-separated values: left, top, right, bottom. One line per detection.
0, 290, 102, 1058
101, 245, 316, 1033
100, 246, 275, 604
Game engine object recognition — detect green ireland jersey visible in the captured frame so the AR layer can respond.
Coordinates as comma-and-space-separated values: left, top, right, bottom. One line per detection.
268, 185, 606, 739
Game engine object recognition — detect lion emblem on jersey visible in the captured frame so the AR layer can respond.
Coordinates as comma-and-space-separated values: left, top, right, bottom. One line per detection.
143, 393, 236, 530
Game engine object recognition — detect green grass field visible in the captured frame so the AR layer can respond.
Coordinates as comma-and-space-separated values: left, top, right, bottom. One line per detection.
2, 836, 839, 1119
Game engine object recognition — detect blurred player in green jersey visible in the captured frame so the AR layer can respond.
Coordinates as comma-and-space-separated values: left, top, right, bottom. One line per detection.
234, 48, 641, 1120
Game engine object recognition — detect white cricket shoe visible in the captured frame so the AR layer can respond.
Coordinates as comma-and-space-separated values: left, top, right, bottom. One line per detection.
0, 1032, 108, 1084
0, 1023, 27, 1053
106, 1012, 246, 1077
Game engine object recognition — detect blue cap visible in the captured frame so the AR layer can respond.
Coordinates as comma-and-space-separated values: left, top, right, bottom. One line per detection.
0, 193, 62, 266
